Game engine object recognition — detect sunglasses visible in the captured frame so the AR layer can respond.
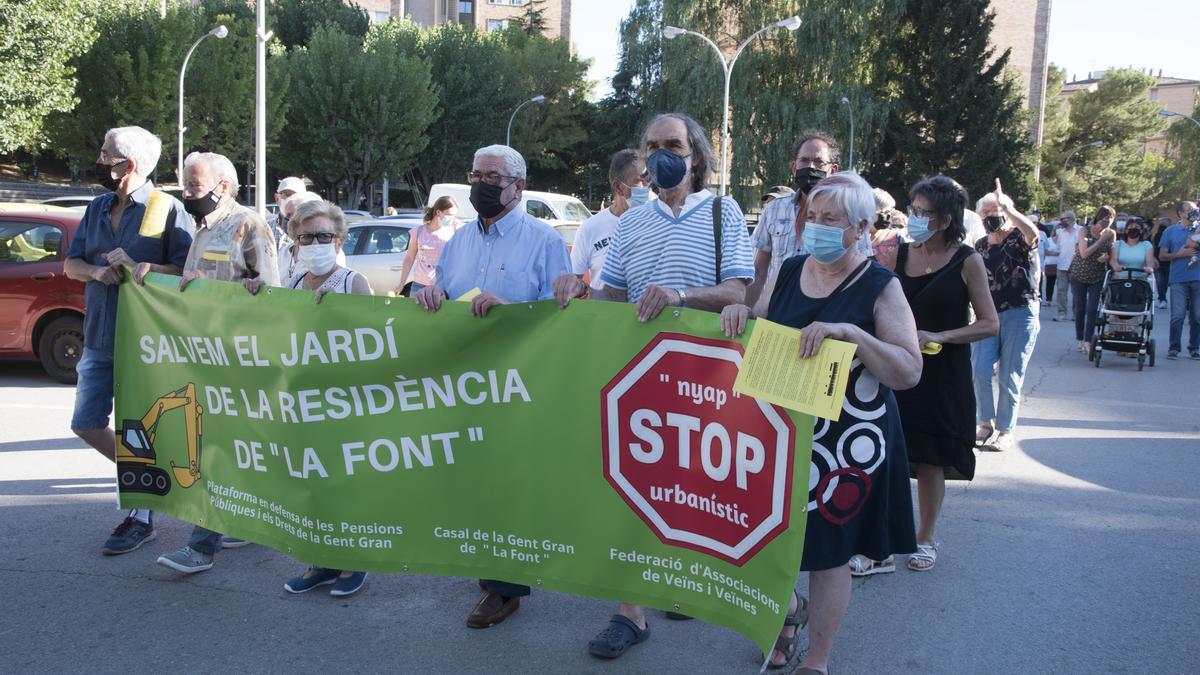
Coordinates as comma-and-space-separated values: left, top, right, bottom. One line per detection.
297, 232, 336, 245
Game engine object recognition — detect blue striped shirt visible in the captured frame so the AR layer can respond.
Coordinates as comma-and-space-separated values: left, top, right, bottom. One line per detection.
600, 191, 754, 303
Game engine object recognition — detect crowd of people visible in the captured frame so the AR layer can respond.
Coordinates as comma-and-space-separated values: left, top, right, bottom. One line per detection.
64, 117, 1199, 675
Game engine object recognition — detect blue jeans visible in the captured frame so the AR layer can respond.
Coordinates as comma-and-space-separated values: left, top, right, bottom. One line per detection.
972, 304, 1040, 433
71, 348, 114, 430
1168, 281, 1200, 353
189, 526, 224, 556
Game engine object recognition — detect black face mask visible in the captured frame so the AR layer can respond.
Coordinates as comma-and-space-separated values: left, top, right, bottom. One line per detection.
96, 160, 128, 192
793, 166, 827, 195
1126, 230, 1141, 239
983, 215, 1005, 233
183, 190, 221, 219
470, 180, 511, 219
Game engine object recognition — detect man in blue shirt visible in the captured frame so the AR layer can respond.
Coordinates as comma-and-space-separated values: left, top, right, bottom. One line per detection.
1158, 201, 1200, 359
64, 126, 193, 555
414, 144, 570, 628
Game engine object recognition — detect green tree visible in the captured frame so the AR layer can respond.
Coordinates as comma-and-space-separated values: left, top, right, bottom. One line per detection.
0, 0, 96, 153
279, 22, 436, 208
1161, 94, 1200, 207
869, 0, 1032, 208
270, 0, 370, 50
519, 0, 549, 35
1057, 69, 1166, 216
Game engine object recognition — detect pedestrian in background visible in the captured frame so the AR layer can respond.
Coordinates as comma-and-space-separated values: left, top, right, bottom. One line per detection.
1068, 206, 1116, 355
1053, 212, 1082, 320
972, 180, 1041, 452
1041, 220, 1059, 306
397, 195, 460, 296
64, 126, 193, 555
1150, 216, 1172, 308
1159, 201, 1200, 359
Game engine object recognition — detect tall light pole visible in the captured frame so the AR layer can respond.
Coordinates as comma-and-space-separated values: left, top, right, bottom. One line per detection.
177, 25, 228, 183
254, 1, 273, 218
1059, 140, 1104, 213
664, 16, 802, 196
1160, 109, 1200, 131
840, 96, 855, 170
506, 95, 546, 147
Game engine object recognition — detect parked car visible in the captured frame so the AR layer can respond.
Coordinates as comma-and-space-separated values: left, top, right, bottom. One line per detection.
0, 211, 86, 383
41, 196, 99, 211
426, 184, 592, 227
0, 202, 76, 214
342, 220, 415, 295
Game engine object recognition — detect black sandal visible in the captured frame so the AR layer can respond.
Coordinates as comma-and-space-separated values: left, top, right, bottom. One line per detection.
587, 614, 650, 659
766, 591, 809, 671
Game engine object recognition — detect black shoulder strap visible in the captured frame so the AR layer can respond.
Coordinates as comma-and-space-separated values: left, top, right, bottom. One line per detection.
712, 196, 723, 286
908, 245, 972, 308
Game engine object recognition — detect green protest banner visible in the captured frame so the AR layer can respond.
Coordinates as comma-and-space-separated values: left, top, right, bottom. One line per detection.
113, 273, 812, 657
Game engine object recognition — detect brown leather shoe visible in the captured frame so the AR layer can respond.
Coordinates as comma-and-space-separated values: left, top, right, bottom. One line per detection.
466, 591, 520, 628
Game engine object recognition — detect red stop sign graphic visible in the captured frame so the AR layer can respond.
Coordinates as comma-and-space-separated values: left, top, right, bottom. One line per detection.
601, 333, 796, 566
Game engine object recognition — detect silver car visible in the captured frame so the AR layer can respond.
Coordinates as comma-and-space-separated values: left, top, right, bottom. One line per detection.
343, 221, 414, 295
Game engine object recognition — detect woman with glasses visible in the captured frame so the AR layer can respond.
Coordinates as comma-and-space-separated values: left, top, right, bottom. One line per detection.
972, 180, 1042, 452
244, 199, 372, 595
852, 176, 997, 576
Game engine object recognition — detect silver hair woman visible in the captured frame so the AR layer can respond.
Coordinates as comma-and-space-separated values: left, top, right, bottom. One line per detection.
720, 171, 922, 674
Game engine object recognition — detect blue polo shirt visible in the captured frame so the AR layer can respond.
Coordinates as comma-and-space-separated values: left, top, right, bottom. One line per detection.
1160, 222, 1200, 284
434, 206, 570, 302
66, 180, 193, 353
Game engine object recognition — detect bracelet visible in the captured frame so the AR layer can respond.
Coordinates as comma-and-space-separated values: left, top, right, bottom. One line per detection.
676, 288, 687, 307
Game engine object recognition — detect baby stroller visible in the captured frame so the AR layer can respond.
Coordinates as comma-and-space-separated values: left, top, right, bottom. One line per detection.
1090, 270, 1155, 370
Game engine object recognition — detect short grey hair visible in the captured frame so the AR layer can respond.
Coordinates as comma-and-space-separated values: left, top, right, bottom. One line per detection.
1060, 210, 1076, 221
282, 191, 322, 219
806, 172, 876, 231
474, 144, 527, 179
289, 199, 347, 240
640, 112, 715, 193
105, 126, 162, 176
184, 151, 240, 192
975, 191, 1014, 212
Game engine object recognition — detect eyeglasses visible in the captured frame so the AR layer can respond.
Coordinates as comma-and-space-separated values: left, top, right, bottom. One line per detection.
908, 206, 937, 219
297, 232, 337, 245
795, 156, 833, 169
466, 170, 518, 187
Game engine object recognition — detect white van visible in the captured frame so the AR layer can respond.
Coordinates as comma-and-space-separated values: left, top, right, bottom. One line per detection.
427, 183, 592, 228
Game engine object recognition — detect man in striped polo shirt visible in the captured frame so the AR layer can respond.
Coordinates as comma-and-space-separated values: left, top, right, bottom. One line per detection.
554, 112, 755, 659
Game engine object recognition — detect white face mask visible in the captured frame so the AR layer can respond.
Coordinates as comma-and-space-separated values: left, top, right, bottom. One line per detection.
438, 215, 454, 227
299, 242, 337, 275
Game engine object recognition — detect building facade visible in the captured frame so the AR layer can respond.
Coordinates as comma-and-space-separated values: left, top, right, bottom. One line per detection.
988, 0, 1053, 175
352, 0, 571, 42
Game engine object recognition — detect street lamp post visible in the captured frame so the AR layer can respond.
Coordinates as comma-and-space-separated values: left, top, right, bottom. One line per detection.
177, 25, 228, 183
1160, 109, 1200, 131
840, 96, 855, 170
1059, 140, 1104, 214
664, 16, 802, 196
506, 95, 546, 147
254, 1, 274, 218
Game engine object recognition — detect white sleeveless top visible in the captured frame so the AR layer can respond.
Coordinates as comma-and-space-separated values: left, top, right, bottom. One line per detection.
285, 267, 369, 295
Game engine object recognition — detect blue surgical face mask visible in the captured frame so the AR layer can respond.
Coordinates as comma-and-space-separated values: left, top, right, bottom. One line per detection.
906, 214, 935, 244
646, 149, 689, 190
803, 222, 850, 264
627, 185, 652, 208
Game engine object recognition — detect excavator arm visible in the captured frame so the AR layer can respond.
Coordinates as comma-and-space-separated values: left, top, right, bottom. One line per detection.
116, 383, 204, 492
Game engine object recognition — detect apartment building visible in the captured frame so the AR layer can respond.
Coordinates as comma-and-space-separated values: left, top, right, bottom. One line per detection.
353, 0, 571, 42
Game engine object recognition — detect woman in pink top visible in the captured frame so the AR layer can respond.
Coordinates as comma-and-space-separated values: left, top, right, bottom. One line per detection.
398, 196, 460, 295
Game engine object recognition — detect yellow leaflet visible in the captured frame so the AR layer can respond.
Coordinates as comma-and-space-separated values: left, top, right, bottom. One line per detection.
455, 287, 482, 302
921, 342, 943, 355
138, 191, 170, 239
732, 319, 858, 421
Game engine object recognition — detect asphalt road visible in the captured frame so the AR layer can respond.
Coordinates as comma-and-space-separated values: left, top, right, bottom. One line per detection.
1, 307, 1197, 674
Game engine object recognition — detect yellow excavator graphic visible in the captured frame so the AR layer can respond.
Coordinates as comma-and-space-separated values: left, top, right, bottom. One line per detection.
115, 383, 204, 496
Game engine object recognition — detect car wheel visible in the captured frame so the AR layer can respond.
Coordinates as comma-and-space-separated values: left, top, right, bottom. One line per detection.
38, 316, 84, 384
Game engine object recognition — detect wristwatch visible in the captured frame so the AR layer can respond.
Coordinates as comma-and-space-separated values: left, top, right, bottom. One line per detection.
676, 288, 687, 307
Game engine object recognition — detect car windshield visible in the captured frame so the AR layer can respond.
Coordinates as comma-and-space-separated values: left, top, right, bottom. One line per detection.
554, 200, 592, 222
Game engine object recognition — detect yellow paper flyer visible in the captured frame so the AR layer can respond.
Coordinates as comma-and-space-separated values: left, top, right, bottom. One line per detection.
733, 319, 858, 421
455, 287, 482, 302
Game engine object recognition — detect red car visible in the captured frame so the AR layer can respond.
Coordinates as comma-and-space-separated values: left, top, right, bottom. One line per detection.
0, 211, 85, 383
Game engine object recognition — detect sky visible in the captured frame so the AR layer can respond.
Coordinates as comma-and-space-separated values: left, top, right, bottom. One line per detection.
572, 0, 1200, 101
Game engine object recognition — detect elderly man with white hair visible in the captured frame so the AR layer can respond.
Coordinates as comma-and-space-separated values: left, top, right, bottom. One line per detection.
156, 151, 279, 575
414, 144, 570, 628
270, 176, 307, 245
64, 126, 193, 556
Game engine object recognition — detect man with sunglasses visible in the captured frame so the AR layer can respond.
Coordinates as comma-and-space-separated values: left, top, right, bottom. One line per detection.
155, 151, 279, 575
64, 126, 194, 556
414, 144, 570, 628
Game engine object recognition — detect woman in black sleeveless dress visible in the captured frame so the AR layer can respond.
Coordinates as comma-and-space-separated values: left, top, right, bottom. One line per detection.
721, 173, 922, 675
877, 176, 997, 575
